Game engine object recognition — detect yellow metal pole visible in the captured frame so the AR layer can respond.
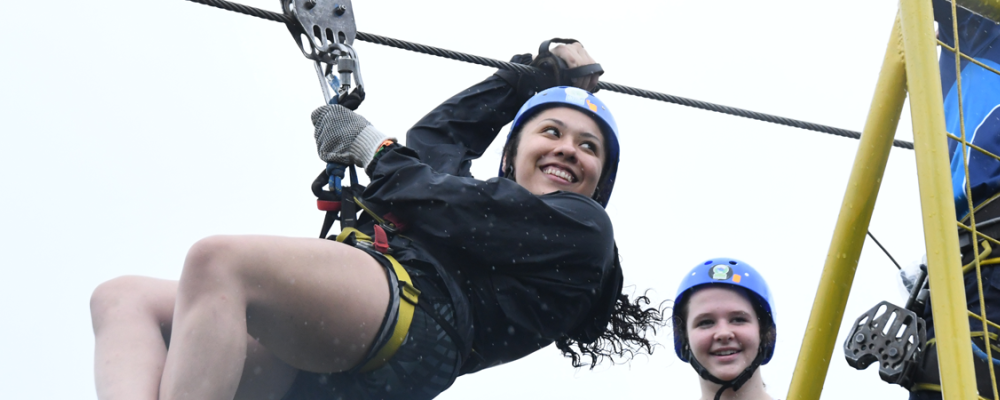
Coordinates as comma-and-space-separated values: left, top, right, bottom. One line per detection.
899, 0, 978, 398
785, 14, 907, 400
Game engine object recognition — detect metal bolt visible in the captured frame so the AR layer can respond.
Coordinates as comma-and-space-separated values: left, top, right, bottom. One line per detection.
334, 5, 347, 15
888, 347, 899, 357
304, 0, 316, 10
854, 333, 865, 343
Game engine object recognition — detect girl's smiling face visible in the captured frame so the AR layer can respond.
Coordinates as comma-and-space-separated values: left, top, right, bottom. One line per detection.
511, 107, 605, 199
685, 286, 762, 381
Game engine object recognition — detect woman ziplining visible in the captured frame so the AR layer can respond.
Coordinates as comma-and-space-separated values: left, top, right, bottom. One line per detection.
89, 41, 664, 400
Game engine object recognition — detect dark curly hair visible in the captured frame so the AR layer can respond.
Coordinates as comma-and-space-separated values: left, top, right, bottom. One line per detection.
555, 290, 667, 369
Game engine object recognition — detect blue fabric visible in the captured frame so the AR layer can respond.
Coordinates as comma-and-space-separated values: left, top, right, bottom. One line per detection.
944, 58, 1000, 218
911, 4, 1000, 399
935, 0, 1000, 218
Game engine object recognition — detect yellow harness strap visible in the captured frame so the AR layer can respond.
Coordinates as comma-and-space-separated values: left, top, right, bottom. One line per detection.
335, 227, 421, 373
910, 383, 942, 393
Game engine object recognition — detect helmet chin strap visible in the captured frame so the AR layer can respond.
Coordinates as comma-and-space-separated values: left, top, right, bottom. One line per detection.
685, 343, 767, 400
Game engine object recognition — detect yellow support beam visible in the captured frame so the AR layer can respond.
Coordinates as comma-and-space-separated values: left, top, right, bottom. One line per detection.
899, 0, 979, 398
785, 13, 907, 400
955, 0, 1000, 24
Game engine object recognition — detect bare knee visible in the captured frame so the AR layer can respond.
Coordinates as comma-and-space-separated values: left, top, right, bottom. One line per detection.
178, 235, 248, 301
90, 276, 176, 334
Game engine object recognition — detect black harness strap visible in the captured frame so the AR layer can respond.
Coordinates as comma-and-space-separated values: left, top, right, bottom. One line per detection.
340, 185, 357, 229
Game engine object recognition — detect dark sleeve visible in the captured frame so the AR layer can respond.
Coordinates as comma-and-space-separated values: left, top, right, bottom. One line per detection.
362, 146, 615, 270
935, 0, 1000, 100
932, 0, 952, 25
404, 74, 527, 178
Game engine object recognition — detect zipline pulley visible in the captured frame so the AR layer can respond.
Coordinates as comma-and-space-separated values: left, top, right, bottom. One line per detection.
281, 0, 365, 107
281, 0, 366, 237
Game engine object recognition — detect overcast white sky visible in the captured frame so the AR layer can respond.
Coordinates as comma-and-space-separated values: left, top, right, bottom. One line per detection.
1, 0, 933, 398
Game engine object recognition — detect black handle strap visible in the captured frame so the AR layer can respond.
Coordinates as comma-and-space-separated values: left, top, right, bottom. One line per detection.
536, 38, 580, 58
531, 38, 604, 91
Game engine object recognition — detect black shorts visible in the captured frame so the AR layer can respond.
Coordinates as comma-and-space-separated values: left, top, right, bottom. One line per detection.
281, 254, 462, 400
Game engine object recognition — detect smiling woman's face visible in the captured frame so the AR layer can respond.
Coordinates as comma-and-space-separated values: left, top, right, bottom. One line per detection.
685, 287, 762, 381
511, 107, 606, 199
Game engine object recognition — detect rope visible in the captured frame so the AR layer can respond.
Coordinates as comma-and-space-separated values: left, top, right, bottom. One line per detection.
183, 0, 915, 150
186, 0, 291, 23
866, 231, 902, 270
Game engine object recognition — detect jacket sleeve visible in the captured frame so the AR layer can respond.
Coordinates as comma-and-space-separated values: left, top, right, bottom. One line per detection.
404, 75, 525, 178
362, 146, 615, 271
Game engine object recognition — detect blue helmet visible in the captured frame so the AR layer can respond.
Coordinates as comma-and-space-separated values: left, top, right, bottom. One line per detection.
497, 86, 620, 208
673, 258, 777, 365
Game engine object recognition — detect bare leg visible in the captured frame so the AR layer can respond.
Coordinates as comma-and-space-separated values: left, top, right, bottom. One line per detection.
159, 235, 390, 400
91, 275, 299, 400
235, 338, 298, 400
92, 276, 177, 399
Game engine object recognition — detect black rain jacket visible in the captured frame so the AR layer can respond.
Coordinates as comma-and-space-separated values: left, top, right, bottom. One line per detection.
357, 74, 623, 375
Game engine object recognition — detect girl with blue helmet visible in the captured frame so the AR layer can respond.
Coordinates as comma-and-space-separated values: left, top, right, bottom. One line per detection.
499, 84, 620, 207
673, 258, 778, 400
90, 41, 660, 400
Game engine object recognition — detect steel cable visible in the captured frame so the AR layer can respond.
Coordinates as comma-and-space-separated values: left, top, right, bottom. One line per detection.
183, 0, 915, 150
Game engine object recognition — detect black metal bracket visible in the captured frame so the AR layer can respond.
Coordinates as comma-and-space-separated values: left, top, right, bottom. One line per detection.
844, 300, 927, 389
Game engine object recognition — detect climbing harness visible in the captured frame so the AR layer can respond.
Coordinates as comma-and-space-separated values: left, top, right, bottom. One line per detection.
282, 0, 366, 219
335, 226, 419, 372
673, 258, 777, 400
278, 0, 426, 373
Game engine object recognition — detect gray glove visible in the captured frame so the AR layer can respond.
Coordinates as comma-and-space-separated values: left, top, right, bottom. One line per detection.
311, 104, 390, 168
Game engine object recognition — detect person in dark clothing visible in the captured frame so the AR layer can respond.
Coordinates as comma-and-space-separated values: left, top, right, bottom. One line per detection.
908, 1, 1000, 398
89, 42, 662, 400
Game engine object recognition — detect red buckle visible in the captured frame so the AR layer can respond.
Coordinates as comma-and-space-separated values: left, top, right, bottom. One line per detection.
382, 212, 406, 231
317, 200, 342, 212
373, 224, 390, 254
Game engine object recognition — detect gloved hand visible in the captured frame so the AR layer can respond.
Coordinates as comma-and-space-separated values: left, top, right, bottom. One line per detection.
548, 42, 601, 92
312, 104, 392, 168
494, 40, 603, 103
